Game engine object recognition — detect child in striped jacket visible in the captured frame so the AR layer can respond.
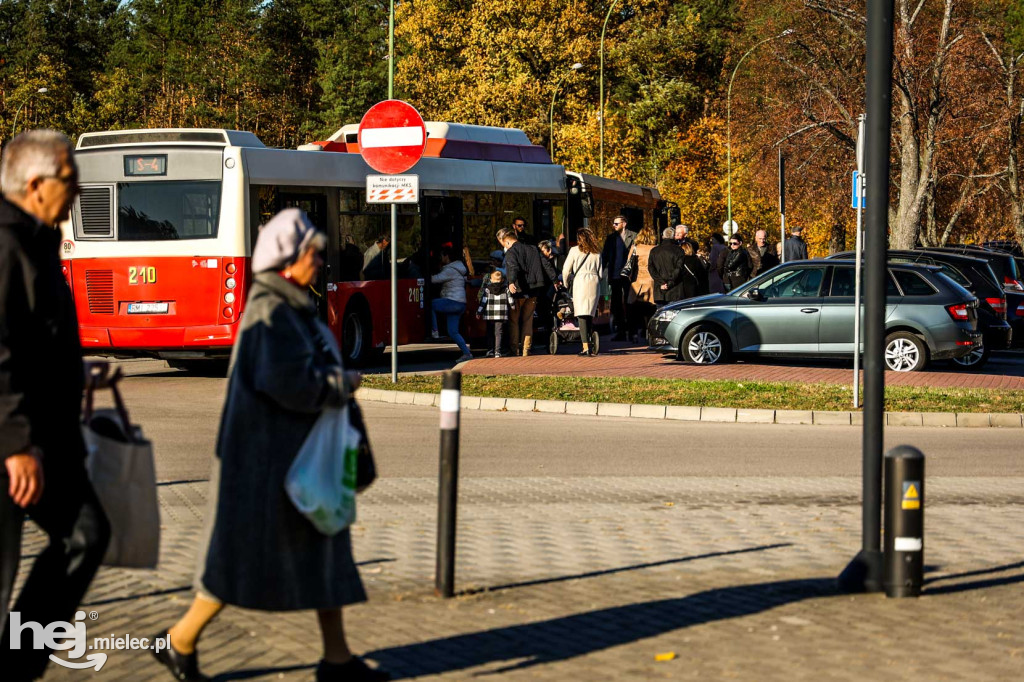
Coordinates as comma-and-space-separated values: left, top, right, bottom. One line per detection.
476, 270, 513, 358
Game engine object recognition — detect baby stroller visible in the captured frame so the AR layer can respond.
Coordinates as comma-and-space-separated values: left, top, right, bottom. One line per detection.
548, 288, 599, 355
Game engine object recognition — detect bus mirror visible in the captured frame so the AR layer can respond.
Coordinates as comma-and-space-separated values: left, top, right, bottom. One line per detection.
668, 205, 681, 226
581, 191, 594, 218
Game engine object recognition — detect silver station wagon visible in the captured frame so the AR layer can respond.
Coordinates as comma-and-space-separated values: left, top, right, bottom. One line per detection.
647, 259, 981, 372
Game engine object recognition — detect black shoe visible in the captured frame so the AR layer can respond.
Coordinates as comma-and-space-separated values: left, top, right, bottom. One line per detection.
151, 632, 209, 682
316, 657, 390, 682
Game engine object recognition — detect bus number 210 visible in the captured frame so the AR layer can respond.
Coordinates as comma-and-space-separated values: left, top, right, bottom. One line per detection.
128, 266, 157, 285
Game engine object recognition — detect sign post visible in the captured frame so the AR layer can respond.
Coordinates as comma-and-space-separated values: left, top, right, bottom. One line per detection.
358, 99, 427, 383
779, 150, 786, 264
852, 114, 866, 408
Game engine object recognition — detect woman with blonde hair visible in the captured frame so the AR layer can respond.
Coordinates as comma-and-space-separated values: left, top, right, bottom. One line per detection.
626, 226, 658, 343
561, 228, 604, 356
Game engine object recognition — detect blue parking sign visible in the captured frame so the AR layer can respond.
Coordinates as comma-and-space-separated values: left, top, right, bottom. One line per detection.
852, 171, 866, 209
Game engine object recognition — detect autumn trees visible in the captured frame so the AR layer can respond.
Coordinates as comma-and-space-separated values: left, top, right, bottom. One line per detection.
0, 0, 1021, 251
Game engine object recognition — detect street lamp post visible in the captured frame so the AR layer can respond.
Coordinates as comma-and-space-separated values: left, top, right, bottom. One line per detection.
550, 63, 584, 160
599, 0, 623, 176
726, 29, 792, 231
11, 87, 48, 138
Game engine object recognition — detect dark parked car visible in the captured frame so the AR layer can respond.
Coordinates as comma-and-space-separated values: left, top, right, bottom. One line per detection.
828, 249, 1011, 367
928, 245, 1023, 293
648, 259, 980, 372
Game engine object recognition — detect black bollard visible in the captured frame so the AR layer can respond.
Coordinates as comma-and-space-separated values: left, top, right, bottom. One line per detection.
435, 371, 461, 598
884, 445, 925, 598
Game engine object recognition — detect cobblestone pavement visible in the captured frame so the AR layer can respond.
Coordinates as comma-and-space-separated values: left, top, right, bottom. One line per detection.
19, 475, 1024, 681
461, 344, 1024, 389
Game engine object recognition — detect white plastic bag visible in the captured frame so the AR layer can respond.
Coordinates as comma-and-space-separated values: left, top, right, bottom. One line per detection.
285, 406, 359, 535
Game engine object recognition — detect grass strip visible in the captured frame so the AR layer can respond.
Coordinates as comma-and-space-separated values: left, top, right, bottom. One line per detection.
362, 374, 1024, 414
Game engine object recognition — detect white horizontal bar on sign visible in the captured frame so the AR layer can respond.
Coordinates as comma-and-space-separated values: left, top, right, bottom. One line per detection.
361, 126, 424, 148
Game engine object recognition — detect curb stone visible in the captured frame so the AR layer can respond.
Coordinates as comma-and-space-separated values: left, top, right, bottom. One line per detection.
353, 389, 1022, 429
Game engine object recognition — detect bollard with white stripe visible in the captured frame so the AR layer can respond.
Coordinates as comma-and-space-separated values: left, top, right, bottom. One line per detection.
884, 445, 925, 598
435, 371, 461, 598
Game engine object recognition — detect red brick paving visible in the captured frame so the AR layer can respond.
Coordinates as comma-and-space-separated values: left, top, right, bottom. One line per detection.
462, 342, 1024, 390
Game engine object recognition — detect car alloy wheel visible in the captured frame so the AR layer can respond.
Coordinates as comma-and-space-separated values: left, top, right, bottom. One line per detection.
884, 333, 925, 372
687, 331, 723, 364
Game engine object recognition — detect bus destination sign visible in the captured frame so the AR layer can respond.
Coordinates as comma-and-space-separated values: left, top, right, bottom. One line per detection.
124, 155, 167, 176
366, 174, 419, 204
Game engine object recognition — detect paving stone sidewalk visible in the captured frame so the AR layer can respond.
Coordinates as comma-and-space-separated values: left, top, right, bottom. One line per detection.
22, 476, 1024, 681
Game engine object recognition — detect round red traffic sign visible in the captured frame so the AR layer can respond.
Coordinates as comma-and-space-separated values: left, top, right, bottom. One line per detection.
357, 100, 427, 174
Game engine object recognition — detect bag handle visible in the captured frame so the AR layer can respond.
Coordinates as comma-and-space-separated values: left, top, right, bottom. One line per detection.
84, 364, 136, 443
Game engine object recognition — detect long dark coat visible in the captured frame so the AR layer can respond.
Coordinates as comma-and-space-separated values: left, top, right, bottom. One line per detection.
198, 272, 366, 611
648, 242, 686, 303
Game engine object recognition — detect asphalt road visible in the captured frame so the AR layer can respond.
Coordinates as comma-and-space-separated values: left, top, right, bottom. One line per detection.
97, 369, 1024, 484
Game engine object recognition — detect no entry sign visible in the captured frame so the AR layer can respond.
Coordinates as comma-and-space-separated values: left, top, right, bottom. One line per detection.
358, 100, 427, 174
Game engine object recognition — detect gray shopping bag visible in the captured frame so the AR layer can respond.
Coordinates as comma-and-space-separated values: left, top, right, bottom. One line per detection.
83, 367, 160, 568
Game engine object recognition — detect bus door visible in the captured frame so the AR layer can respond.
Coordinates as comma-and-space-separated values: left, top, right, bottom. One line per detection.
422, 195, 464, 338
279, 192, 330, 320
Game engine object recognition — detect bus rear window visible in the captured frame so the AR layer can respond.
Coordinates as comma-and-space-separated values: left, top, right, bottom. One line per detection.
118, 181, 221, 240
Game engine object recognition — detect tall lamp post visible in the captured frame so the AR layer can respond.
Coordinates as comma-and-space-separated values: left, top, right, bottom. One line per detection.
11, 87, 48, 138
599, 0, 623, 176
550, 63, 584, 160
726, 29, 792, 231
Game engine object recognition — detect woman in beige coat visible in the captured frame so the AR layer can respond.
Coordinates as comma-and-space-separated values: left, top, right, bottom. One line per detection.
626, 227, 658, 343
561, 228, 604, 356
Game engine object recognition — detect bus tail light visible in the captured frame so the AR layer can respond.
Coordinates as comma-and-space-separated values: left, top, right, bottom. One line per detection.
220, 258, 246, 321
985, 297, 1007, 319
61, 264, 73, 293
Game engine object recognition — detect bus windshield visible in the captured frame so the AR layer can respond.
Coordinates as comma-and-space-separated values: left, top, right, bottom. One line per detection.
118, 180, 221, 240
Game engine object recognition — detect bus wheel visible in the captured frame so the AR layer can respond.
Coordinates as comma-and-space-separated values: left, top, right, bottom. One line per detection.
342, 306, 372, 367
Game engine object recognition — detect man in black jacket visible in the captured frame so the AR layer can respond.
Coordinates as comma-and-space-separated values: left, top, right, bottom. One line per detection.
0, 130, 110, 680
648, 227, 687, 303
601, 215, 637, 340
784, 225, 809, 262
498, 228, 546, 355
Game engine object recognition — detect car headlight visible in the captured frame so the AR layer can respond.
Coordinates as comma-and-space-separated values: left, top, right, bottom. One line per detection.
654, 309, 680, 323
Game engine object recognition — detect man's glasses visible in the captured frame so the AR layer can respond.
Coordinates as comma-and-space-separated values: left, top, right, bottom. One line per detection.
730, 241, 740, 246
514, 223, 525, 228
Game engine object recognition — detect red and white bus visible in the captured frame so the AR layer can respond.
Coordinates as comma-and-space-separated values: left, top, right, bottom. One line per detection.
61, 125, 665, 368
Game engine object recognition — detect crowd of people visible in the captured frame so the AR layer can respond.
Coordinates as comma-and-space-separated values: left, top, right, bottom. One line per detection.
430, 215, 812, 361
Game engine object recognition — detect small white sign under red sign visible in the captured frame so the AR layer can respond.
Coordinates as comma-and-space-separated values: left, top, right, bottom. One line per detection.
366, 175, 419, 204
358, 100, 427, 175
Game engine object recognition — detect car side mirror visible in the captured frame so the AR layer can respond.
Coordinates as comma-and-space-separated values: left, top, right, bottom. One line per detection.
747, 288, 765, 301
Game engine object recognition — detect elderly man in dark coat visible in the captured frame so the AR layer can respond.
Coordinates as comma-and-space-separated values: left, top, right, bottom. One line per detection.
648, 227, 687, 303
153, 210, 388, 682
0, 130, 111, 681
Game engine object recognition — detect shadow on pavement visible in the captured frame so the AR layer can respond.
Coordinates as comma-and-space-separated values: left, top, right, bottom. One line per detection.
923, 559, 1024, 595
367, 558, 1024, 679
459, 543, 792, 596
212, 663, 314, 681
368, 577, 837, 679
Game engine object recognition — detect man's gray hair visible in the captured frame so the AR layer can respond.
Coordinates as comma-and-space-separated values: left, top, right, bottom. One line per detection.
496, 227, 516, 242
662, 227, 675, 239
1, 129, 74, 199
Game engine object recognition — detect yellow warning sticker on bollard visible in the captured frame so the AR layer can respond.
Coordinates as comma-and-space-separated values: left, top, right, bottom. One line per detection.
655, 652, 677, 662
902, 481, 920, 510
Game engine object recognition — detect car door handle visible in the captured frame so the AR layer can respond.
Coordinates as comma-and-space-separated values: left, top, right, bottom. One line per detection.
800, 308, 819, 313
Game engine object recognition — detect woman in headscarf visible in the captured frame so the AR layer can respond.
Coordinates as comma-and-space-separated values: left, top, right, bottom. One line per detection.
152, 209, 388, 682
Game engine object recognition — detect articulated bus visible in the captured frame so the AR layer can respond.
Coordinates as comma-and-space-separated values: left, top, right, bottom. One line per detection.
61, 124, 665, 368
